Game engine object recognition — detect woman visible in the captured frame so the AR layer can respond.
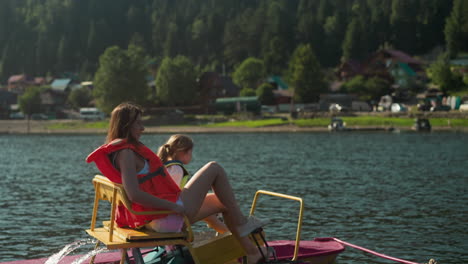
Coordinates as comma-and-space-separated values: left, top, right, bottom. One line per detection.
87, 102, 268, 263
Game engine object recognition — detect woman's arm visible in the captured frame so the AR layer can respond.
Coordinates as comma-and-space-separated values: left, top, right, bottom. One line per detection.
117, 149, 184, 214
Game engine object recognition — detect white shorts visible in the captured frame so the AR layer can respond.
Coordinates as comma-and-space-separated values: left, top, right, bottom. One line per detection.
146, 199, 185, 233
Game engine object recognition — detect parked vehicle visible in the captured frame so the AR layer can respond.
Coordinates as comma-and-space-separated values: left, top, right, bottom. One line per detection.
31, 113, 49, 120
79, 107, 105, 121
430, 105, 451, 112
9, 112, 25, 119
391, 103, 407, 113
261, 105, 275, 114
329, 103, 348, 112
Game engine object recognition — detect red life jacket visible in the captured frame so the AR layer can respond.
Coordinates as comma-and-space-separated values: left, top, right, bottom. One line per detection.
86, 139, 181, 228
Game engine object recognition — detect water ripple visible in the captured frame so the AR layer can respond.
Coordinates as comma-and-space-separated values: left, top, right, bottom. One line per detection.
0, 133, 467, 263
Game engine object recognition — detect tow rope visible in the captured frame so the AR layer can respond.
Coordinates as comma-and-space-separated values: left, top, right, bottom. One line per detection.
323, 237, 437, 264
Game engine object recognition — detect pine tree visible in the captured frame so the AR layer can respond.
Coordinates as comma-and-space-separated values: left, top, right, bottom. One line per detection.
287, 44, 327, 103
445, 0, 468, 58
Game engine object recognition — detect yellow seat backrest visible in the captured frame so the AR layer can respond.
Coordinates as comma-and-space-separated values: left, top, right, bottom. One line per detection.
89, 175, 193, 243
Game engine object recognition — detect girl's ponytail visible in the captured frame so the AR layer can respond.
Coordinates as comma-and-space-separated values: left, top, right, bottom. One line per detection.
157, 144, 171, 163
157, 134, 193, 163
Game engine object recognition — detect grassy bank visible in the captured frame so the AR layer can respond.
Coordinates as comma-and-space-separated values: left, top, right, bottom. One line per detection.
203, 116, 468, 128
47, 116, 468, 131
47, 120, 109, 130
44, 115, 468, 131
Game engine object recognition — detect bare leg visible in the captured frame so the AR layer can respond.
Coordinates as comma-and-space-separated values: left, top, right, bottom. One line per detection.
204, 214, 229, 234
222, 209, 266, 263
190, 194, 229, 233
180, 162, 265, 262
180, 162, 245, 225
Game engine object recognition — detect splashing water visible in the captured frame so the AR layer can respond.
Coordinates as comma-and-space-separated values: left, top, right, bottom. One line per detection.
44, 239, 100, 264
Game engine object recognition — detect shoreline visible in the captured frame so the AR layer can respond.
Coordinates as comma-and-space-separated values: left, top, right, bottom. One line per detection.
1, 120, 467, 134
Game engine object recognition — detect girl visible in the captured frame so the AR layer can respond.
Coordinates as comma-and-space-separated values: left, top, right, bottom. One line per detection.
157, 134, 229, 234
88, 102, 268, 263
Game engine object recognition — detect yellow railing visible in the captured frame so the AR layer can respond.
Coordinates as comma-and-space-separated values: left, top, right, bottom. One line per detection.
249, 190, 304, 261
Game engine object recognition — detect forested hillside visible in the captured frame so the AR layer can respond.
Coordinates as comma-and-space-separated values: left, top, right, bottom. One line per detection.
0, 0, 465, 82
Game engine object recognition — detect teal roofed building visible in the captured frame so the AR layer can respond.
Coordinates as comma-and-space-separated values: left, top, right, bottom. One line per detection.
389, 62, 418, 88
51, 79, 73, 92
267, 75, 288, 90
214, 96, 261, 115
338, 49, 426, 85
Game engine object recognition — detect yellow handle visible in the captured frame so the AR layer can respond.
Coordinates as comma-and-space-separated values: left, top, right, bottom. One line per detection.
249, 190, 304, 261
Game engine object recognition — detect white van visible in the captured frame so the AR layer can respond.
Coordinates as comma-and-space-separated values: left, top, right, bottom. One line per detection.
79, 107, 105, 121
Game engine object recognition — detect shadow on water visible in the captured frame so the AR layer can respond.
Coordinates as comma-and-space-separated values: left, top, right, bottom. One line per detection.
44, 239, 108, 264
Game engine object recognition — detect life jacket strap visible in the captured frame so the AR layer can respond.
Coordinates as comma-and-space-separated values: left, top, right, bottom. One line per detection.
138, 166, 166, 184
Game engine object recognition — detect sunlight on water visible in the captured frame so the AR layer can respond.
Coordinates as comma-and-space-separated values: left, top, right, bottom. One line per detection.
44, 239, 99, 264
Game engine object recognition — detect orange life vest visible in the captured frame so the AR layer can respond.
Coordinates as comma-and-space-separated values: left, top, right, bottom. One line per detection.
86, 139, 181, 228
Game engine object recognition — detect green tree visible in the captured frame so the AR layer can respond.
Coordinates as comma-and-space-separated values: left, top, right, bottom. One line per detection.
296, 0, 323, 57
341, 75, 389, 101
163, 22, 179, 57
232, 57, 265, 90
364, 77, 390, 101
260, 1, 293, 74
223, 7, 266, 69
322, 11, 346, 67
427, 54, 465, 94
56, 37, 68, 72
68, 87, 92, 109
155, 55, 197, 106
0, 0, 457, 82
256, 83, 276, 105
93, 45, 148, 113
240, 88, 256, 97
390, 0, 419, 53
19, 86, 42, 133
263, 36, 288, 75
445, 0, 468, 58
342, 16, 369, 61
287, 44, 327, 103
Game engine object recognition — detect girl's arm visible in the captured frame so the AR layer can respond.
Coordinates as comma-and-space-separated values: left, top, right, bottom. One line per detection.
117, 149, 184, 214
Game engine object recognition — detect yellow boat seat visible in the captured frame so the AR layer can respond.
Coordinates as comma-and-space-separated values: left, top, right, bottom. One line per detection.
86, 175, 245, 264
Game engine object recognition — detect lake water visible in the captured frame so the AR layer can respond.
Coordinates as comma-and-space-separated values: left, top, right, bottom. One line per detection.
0, 132, 466, 263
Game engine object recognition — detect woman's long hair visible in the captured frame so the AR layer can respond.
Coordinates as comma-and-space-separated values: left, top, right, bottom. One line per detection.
157, 134, 193, 163
106, 102, 143, 146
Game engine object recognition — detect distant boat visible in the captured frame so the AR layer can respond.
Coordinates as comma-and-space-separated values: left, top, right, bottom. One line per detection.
328, 117, 348, 131
328, 117, 394, 132
412, 118, 431, 132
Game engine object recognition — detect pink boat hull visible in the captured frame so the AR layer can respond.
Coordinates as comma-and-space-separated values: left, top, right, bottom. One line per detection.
268, 239, 345, 263
2, 238, 344, 264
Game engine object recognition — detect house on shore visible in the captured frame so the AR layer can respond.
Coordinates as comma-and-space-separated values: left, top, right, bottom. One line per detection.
51, 78, 80, 93
198, 72, 240, 112
337, 49, 426, 85
0, 90, 18, 119
7, 74, 47, 94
